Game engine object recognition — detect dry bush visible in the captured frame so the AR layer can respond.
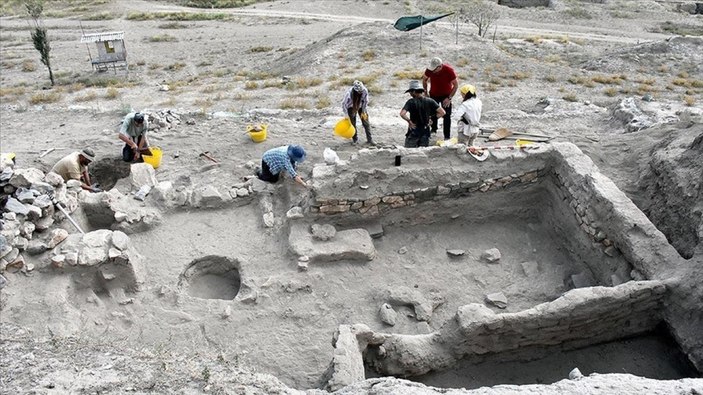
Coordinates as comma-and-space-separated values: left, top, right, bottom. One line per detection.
280, 98, 310, 109
105, 87, 119, 99
562, 93, 578, 102
0, 86, 26, 99
263, 79, 281, 88
511, 71, 530, 80
604, 87, 617, 97
525, 36, 543, 44
84, 12, 116, 20
21, 60, 37, 72
455, 57, 469, 67
677, 71, 689, 79
249, 46, 273, 53
29, 91, 61, 104
65, 83, 85, 93
683, 96, 696, 106
232, 92, 251, 100
159, 22, 189, 29
160, 96, 177, 106
486, 84, 498, 92
244, 81, 259, 90
691, 80, 703, 88
315, 96, 331, 109
136, 60, 146, 66
544, 54, 562, 63
544, 75, 558, 83
285, 77, 323, 90
637, 77, 656, 85
74, 91, 97, 102
367, 84, 383, 94
361, 49, 376, 61
201, 85, 217, 93
147, 34, 178, 42
165, 62, 186, 71
657, 65, 669, 73
393, 69, 423, 80
672, 78, 690, 87
592, 75, 623, 85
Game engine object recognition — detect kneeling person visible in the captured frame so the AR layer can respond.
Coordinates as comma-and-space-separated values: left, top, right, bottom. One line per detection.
118, 112, 150, 162
257, 145, 308, 188
51, 148, 99, 192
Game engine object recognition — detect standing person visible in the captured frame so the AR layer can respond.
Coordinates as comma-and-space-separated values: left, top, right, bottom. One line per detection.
118, 112, 149, 162
455, 84, 483, 146
256, 145, 309, 188
399, 80, 446, 148
50, 148, 100, 192
422, 57, 459, 141
341, 80, 375, 145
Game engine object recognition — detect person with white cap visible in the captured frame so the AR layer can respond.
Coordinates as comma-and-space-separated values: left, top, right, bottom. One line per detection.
50, 148, 100, 192
256, 145, 309, 188
118, 111, 150, 162
455, 84, 483, 146
341, 80, 375, 145
422, 57, 459, 140
399, 80, 446, 148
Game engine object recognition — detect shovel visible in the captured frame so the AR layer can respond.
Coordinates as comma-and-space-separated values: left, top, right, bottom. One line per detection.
50, 193, 85, 234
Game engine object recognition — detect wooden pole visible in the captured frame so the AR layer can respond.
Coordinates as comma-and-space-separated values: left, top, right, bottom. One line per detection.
420, 15, 423, 51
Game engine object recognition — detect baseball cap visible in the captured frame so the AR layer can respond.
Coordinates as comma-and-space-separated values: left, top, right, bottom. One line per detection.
429, 57, 442, 70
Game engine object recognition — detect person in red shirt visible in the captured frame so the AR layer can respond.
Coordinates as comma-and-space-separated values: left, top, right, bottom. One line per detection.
422, 57, 459, 140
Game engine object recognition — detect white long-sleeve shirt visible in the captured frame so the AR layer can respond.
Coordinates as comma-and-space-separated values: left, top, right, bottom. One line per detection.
455, 97, 482, 136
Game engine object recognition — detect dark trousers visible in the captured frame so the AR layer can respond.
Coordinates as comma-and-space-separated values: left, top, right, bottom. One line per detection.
404, 126, 431, 148
256, 158, 296, 184
347, 107, 372, 143
122, 136, 144, 162
430, 95, 452, 139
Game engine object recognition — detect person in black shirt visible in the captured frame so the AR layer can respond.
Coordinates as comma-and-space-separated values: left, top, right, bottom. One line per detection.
399, 80, 446, 148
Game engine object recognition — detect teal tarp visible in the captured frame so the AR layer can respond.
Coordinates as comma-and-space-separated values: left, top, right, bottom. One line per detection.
393, 13, 454, 31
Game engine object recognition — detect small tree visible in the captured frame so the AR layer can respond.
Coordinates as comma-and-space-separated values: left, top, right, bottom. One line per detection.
461, 0, 501, 38
26, 0, 54, 85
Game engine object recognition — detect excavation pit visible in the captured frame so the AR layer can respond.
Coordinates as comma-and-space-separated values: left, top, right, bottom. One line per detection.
179, 255, 242, 300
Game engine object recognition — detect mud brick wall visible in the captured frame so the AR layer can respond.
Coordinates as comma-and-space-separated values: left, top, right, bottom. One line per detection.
309, 145, 551, 217
548, 143, 683, 279
368, 280, 667, 376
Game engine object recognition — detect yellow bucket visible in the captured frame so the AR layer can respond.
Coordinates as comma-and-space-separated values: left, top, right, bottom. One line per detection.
333, 118, 356, 139
142, 146, 163, 169
515, 139, 535, 147
247, 124, 268, 143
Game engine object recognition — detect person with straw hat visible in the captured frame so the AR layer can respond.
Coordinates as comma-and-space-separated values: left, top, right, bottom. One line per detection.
51, 148, 100, 192
455, 84, 483, 146
399, 80, 446, 148
341, 80, 375, 146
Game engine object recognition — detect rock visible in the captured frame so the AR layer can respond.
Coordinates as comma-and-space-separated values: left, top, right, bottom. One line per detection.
0, 274, 6, 289
13, 237, 28, 251
16, 188, 35, 203
20, 222, 35, 239
23, 261, 34, 272
65, 252, 78, 266
34, 216, 54, 231
0, 167, 13, 182
5, 197, 29, 215
78, 246, 108, 266
604, 245, 618, 257
311, 224, 336, 241
386, 286, 434, 321
520, 261, 540, 277
191, 185, 224, 208
47, 229, 69, 249
446, 249, 465, 257
611, 97, 654, 133
235, 188, 249, 197
289, 223, 375, 263
3, 248, 19, 265
365, 220, 384, 239
44, 171, 64, 187
263, 212, 275, 228
379, 303, 397, 326
297, 260, 309, 271
51, 254, 66, 268
26, 239, 48, 255
298, 255, 310, 262
221, 305, 232, 319
114, 212, 128, 222
569, 367, 583, 380
9, 168, 44, 188
83, 229, 112, 248
8, 253, 24, 269
33, 194, 52, 209
286, 206, 304, 219
2, 212, 16, 221
570, 272, 593, 288
134, 185, 152, 201
130, 163, 158, 188
25, 204, 42, 220
108, 247, 122, 259
486, 292, 508, 309
398, 246, 408, 255
481, 248, 501, 263
111, 231, 130, 250
66, 179, 82, 189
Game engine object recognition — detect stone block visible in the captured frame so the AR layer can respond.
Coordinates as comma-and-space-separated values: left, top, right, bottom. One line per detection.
481, 248, 501, 263
289, 223, 375, 263
129, 163, 158, 189
312, 224, 336, 241
379, 303, 397, 326
9, 168, 44, 188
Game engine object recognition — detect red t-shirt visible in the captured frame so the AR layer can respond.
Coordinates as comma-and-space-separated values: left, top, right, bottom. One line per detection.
424, 64, 457, 97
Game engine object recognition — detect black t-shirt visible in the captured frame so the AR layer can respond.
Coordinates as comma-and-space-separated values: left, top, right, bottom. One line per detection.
402, 97, 440, 128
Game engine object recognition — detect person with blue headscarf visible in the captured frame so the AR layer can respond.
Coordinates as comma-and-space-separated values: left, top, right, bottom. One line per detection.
256, 145, 309, 187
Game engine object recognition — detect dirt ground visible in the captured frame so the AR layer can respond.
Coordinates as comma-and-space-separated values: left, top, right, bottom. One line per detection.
1, 0, 702, 391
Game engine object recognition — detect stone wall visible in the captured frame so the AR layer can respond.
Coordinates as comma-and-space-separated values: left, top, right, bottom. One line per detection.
366, 281, 666, 377
310, 145, 550, 218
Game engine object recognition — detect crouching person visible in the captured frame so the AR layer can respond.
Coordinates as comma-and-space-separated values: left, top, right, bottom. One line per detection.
256, 145, 309, 188
51, 148, 100, 192
455, 84, 482, 146
118, 112, 150, 162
